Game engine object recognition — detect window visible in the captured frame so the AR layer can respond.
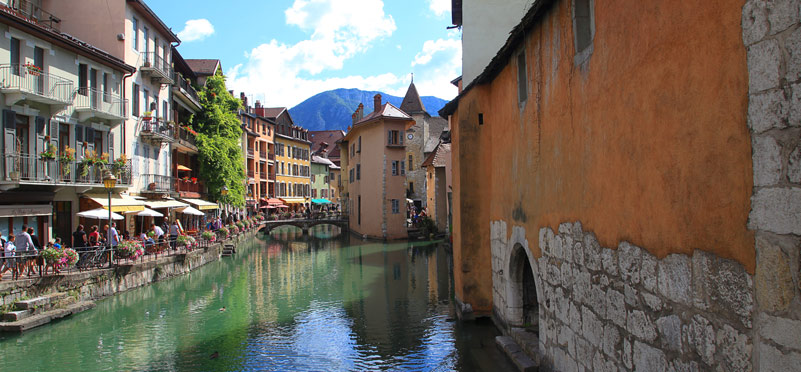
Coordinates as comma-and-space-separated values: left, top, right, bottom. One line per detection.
356, 164, 361, 180
10, 38, 19, 75
391, 161, 398, 176
132, 17, 139, 51
387, 130, 404, 146
163, 101, 168, 121
103, 73, 110, 103
401, 161, 405, 175
132, 84, 140, 117
312, 189, 317, 198
408, 154, 414, 171
311, 174, 315, 182
349, 168, 354, 183
517, 51, 527, 103
78, 64, 88, 95
573, 0, 594, 58
357, 136, 361, 153
143, 27, 149, 55
409, 181, 414, 194
391, 199, 399, 214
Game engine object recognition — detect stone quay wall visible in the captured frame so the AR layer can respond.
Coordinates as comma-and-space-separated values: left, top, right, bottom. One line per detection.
490, 219, 801, 372
0, 230, 260, 310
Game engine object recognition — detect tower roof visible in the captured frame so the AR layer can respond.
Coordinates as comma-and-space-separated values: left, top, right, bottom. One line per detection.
400, 81, 426, 114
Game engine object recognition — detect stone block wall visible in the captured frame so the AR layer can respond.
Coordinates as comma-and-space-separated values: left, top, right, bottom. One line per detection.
743, 1, 801, 371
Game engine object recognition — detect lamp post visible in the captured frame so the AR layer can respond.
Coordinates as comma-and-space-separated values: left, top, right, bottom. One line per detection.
103, 170, 117, 266
221, 185, 229, 221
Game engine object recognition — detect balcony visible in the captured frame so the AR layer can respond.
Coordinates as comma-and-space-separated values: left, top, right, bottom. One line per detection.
74, 87, 127, 121
173, 125, 198, 153
2, 0, 61, 33
259, 172, 266, 179
139, 118, 174, 144
259, 150, 267, 159
247, 169, 255, 178
175, 177, 202, 196
247, 148, 254, 159
141, 173, 174, 193
268, 170, 276, 181
140, 52, 173, 84
0, 64, 73, 108
172, 72, 201, 111
0, 153, 132, 188
268, 153, 275, 161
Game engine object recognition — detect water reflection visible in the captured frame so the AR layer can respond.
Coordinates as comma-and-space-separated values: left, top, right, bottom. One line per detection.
0, 225, 510, 371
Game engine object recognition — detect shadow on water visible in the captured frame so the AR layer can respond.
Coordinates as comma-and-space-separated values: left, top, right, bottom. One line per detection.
0, 225, 513, 371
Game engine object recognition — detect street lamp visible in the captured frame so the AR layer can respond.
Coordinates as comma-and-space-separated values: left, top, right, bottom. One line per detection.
103, 169, 116, 266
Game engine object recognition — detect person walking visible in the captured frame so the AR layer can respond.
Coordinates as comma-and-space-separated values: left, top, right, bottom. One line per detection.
151, 223, 165, 250
17, 225, 36, 276
108, 222, 120, 265
1, 234, 15, 280
28, 227, 43, 276
169, 220, 179, 250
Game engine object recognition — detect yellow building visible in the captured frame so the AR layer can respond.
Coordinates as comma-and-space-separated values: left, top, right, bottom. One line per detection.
266, 108, 311, 211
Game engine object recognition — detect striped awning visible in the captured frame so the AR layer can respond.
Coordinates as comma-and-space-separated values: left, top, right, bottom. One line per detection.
144, 199, 189, 209
280, 198, 307, 204
179, 198, 219, 210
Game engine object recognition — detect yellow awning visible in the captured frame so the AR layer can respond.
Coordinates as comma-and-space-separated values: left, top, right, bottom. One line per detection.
177, 165, 192, 171
180, 198, 219, 210
280, 198, 307, 204
85, 194, 146, 213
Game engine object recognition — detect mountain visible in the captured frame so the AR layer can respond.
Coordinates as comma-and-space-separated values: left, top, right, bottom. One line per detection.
288, 88, 449, 131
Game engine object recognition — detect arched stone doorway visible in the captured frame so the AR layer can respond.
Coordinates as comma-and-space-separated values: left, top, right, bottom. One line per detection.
508, 244, 538, 329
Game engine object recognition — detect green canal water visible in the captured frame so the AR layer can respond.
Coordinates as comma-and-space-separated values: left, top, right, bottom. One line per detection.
0, 226, 513, 371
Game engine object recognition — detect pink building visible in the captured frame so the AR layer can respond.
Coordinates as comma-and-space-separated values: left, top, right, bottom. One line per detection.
341, 95, 414, 240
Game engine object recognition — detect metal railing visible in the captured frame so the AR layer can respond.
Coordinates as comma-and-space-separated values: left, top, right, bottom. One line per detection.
1, 152, 131, 186
247, 169, 255, 178
4, 0, 61, 32
259, 150, 267, 159
75, 87, 126, 118
141, 173, 174, 193
268, 153, 275, 161
175, 178, 202, 194
247, 148, 254, 158
173, 72, 200, 104
140, 118, 174, 141
175, 126, 196, 147
0, 227, 264, 280
140, 52, 173, 80
0, 64, 73, 104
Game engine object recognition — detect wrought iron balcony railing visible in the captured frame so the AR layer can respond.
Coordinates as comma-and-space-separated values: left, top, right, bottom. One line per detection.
172, 72, 200, 106
141, 173, 174, 193
0, 64, 73, 105
3, 0, 61, 32
139, 118, 174, 144
1, 152, 131, 186
175, 125, 197, 148
140, 52, 173, 84
75, 87, 127, 120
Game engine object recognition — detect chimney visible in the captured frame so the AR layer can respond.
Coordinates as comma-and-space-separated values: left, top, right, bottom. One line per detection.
358, 103, 364, 121
240, 92, 248, 109
255, 100, 261, 108
373, 94, 382, 113
352, 111, 357, 125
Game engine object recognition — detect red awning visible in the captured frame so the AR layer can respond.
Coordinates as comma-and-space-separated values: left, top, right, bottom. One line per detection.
265, 198, 284, 206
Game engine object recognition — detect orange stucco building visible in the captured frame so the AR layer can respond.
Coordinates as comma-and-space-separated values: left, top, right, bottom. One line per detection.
442, 0, 801, 370
341, 95, 415, 240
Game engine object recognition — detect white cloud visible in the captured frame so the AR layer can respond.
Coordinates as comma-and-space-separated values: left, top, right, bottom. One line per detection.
428, 0, 451, 17
227, 0, 459, 109
177, 19, 215, 42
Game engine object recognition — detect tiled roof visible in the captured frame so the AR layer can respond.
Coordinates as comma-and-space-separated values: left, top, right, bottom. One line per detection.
312, 155, 335, 166
185, 59, 220, 76
309, 130, 345, 159
262, 107, 287, 119
421, 143, 450, 168
356, 103, 411, 125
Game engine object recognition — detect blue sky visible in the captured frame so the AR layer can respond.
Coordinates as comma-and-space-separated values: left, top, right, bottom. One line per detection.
148, 0, 460, 108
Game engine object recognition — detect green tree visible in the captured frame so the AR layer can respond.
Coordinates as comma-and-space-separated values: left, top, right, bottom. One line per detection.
195, 74, 245, 206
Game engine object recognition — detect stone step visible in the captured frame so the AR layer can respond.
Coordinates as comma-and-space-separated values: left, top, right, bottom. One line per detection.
3, 310, 31, 322
0, 300, 96, 333
14, 292, 68, 311
496, 336, 538, 372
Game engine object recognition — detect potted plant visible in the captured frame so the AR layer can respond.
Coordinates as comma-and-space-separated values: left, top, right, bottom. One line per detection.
111, 153, 128, 177
217, 226, 229, 239
191, 177, 197, 184
117, 240, 144, 260
39, 143, 56, 161
24, 62, 41, 76
61, 248, 79, 267
59, 145, 75, 177
201, 231, 216, 242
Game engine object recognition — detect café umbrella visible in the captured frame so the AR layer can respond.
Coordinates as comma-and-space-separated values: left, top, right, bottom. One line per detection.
77, 208, 124, 220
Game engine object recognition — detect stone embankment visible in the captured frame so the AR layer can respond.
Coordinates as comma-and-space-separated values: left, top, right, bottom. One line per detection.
0, 227, 261, 332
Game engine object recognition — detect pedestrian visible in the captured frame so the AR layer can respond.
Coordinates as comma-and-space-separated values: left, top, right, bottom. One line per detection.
88, 225, 100, 247
53, 237, 62, 249
151, 223, 165, 248
1, 234, 16, 280
28, 227, 43, 276
17, 225, 36, 276
72, 225, 87, 250
169, 220, 179, 250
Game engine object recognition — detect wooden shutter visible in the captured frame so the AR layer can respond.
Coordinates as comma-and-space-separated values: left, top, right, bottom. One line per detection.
74, 125, 84, 159
35, 116, 46, 179
387, 130, 391, 145
3, 110, 16, 180
85, 127, 95, 155
49, 119, 58, 151
400, 130, 404, 145
108, 131, 114, 159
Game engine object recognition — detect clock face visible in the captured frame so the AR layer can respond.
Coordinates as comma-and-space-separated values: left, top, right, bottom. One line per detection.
407, 133, 413, 140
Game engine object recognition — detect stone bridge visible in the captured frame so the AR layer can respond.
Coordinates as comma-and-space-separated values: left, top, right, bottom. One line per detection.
262, 217, 348, 234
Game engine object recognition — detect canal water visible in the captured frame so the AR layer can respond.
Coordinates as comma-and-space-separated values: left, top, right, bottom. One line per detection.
0, 226, 513, 371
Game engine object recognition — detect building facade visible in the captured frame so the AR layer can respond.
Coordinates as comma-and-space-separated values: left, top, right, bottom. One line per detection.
238, 94, 276, 215
442, 0, 801, 371
421, 142, 450, 233
341, 95, 414, 240
0, 1, 135, 243
310, 155, 333, 202
268, 107, 310, 211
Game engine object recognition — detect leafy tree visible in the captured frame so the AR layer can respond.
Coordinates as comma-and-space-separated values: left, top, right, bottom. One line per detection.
195, 74, 245, 207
